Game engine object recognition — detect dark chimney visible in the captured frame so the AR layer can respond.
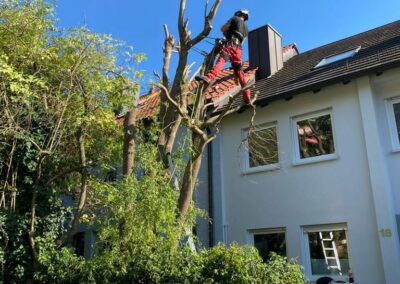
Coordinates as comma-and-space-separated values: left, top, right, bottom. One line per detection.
248, 24, 283, 80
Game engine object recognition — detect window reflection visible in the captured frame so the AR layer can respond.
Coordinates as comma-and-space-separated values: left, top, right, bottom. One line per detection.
307, 229, 350, 276
253, 232, 286, 262
296, 114, 335, 159
393, 102, 400, 142
248, 126, 278, 168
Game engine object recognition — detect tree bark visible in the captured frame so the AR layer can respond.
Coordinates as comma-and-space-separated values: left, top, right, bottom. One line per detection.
159, 47, 189, 165
28, 153, 48, 271
158, 25, 175, 165
156, 0, 223, 222
122, 109, 137, 176
58, 128, 88, 244
158, 0, 221, 164
177, 133, 206, 219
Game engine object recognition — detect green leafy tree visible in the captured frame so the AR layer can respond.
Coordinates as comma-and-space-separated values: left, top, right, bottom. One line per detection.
0, 0, 143, 281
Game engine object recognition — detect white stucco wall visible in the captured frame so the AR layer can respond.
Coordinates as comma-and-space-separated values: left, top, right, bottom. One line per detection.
214, 73, 400, 283
370, 68, 400, 215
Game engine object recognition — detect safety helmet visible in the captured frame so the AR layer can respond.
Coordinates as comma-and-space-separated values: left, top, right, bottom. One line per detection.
234, 9, 249, 21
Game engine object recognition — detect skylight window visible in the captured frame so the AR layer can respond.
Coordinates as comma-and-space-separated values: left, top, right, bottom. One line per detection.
314, 46, 361, 68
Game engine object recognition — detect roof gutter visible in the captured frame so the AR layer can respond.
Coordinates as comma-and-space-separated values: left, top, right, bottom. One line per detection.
209, 60, 400, 116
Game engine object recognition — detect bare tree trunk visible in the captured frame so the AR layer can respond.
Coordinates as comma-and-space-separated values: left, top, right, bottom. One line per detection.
155, 0, 223, 224
28, 153, 47, 271
158, 46, 189, 166
72, 128, 88, 231
58, 128, 88, 244
57, 80, 94, 244
177, 133, 206, 219
158, 25, 175, 165
158, 0, 222, 165
120, 108, 138, 247
122, 109, 137, 176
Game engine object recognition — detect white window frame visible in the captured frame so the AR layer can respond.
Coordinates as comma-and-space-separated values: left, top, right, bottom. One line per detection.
247, 227, 287, 257
291, 108, 339, 166
301, 223, 351, 282
386, 96, 400, 152
314, 46, 361, 69
241, 122, 280, 174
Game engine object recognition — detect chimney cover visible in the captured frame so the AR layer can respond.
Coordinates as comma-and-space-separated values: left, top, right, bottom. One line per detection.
248, 24, 283, 80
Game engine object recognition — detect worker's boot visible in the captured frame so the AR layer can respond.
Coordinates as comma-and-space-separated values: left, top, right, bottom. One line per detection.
242, 88, 252, 105
242, 79, 255, 105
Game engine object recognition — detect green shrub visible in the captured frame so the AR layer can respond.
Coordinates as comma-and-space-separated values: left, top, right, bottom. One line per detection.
199, 243, 305, 284
34, 154, 305, 283
199, 243, 267, 283
35, 237, 91, 283
264, 253, 305, 284
36, 238, 305, 283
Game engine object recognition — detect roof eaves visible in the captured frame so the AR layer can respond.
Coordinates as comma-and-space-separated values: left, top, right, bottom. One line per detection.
256, 59, 400, 106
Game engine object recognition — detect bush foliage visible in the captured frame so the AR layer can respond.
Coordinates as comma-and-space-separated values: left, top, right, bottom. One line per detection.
34, 141, 304, 283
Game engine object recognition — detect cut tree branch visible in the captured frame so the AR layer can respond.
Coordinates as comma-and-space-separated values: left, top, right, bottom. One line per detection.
156, 83, 187, 118
203, 92, 241, 128
189, 0, 222, 47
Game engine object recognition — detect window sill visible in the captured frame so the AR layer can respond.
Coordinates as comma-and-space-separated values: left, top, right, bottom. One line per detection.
241, 163, 281, 175
390, 146, 400, 153
292, 153, 339, 166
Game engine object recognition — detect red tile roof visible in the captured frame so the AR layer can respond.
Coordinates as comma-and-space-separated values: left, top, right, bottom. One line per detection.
132, 44, 297, 119
136, 62, 257, 119
282, 43, 299, 62
136, 89, 162, 120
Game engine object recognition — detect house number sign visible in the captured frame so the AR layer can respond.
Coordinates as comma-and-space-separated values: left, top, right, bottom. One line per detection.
379, 228, 392, 237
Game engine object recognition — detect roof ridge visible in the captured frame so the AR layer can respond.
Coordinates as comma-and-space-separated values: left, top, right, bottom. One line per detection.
140, 88, 160, 98
300, 19, 400, 56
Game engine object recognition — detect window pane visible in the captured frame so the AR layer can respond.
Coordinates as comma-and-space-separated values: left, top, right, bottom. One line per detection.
254, 232, 286, 262
296, 114, 335, 159
105, 168, 117, 182
307, 230, 350, 275
315, 47, 360, 68
72, 232, 85, 257
393, 102, 400, 143
248, 126, 278, 167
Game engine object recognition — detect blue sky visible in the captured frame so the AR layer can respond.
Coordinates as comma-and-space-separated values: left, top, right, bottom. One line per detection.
56, 0, 400, 92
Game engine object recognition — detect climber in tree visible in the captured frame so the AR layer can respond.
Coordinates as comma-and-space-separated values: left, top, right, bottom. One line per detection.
195, 9, 253, 104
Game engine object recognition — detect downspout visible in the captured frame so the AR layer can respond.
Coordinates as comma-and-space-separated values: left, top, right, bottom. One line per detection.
207, 141, 214, 247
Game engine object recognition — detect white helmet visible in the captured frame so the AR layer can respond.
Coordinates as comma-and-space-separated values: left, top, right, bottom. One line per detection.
235, 9, 249, 21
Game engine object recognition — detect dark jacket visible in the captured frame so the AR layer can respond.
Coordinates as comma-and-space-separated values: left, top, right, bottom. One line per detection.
221, 16, 249, 44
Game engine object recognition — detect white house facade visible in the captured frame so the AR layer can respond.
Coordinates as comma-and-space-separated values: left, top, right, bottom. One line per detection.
198, 21, 400, 284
